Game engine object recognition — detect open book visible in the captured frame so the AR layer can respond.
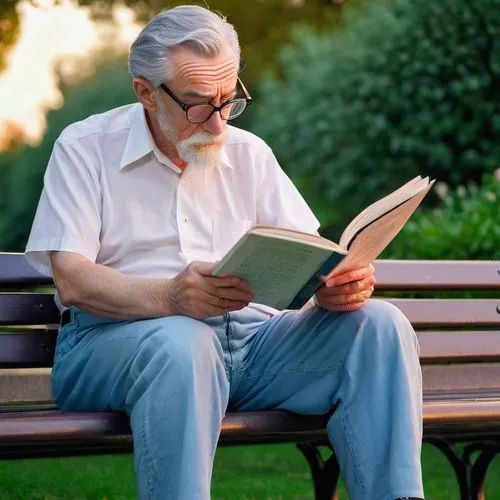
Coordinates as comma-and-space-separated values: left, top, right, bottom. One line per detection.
213, 176, 435, 310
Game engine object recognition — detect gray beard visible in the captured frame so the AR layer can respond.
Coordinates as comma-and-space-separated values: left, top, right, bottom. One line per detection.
176, 132, 227, 171
156, 98, 227, 171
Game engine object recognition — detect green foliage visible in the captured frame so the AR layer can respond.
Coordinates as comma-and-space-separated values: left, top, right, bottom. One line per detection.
384, 172, 500, 260
0, 58, 135, 251
250, 0, 500, 236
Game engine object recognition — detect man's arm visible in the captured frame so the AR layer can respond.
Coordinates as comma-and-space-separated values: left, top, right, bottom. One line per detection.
51, 251, 254, 320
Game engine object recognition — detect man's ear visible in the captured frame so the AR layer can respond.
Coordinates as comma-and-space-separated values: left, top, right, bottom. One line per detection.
133, 77, 157, 112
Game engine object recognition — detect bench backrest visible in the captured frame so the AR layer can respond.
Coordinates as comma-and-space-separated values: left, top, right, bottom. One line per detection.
1, 253, 499, 401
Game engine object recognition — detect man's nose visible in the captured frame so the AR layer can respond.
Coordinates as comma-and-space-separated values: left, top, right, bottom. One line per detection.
202, 110, 226, 136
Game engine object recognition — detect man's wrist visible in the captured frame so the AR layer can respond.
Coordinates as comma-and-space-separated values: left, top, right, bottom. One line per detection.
148, 279, 176, 317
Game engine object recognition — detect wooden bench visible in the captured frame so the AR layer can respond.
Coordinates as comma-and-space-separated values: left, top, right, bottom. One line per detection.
1, 252, 499, 500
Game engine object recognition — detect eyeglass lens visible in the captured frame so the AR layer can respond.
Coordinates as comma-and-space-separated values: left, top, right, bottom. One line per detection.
187, 99, 248, 123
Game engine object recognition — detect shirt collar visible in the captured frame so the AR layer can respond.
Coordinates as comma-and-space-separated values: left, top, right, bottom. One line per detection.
119, 104, 153, 170
120, 103, 233, 171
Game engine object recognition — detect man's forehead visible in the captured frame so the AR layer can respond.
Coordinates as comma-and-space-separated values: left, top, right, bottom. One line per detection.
168, 45, 238, 94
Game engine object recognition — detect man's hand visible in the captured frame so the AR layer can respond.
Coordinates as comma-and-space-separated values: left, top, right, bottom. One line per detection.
314, 264, 375, 312
165, 261, 254, 320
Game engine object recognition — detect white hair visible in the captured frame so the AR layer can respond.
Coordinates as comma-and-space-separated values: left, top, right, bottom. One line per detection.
128, 5, 241, 86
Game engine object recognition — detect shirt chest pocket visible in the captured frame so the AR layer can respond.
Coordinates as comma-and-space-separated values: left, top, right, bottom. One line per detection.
212, 218, 253, 259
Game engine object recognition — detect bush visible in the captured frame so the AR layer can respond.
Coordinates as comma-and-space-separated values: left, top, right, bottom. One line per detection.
250, 0, 500, 237
384, 171, 500, 260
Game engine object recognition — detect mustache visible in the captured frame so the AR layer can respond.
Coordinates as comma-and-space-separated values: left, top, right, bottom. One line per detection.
181, 130, 228, 147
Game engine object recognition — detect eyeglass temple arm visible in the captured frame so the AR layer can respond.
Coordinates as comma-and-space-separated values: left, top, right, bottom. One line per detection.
238, 77, 252, 104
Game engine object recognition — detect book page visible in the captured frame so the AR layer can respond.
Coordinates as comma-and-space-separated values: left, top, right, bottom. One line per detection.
329, 182, 433, 277
213, 234, 336, 309
251, 226, 340, 249
339, 176, 429, 249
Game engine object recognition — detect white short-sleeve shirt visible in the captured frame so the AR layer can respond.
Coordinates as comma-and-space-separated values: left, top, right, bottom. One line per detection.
25, 103, 320, 280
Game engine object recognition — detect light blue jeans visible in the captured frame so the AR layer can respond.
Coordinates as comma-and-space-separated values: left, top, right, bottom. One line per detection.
52, 299, 424, 500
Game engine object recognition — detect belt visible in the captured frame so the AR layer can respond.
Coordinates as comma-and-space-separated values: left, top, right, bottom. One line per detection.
60, 309, 71, 327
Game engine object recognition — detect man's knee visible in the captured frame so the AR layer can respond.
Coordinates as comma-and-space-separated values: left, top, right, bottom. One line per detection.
351, 299, 419, 355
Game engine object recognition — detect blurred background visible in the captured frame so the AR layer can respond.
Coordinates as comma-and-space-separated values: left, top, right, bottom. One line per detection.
0, 0, 499, 256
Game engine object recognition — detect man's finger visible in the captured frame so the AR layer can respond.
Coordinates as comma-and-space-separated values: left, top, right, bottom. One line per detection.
201, 279, 254, 301
192, 261, 219, 276
326, 265, 374, 287
322, 276, 375, 296
202, 300, 248, 318
202, 289, 251, 309
190, 261, 249, 291
328, 301, 366, 312
205, 275, 253, 292
324, 293, 363, 306
319, 289, 373, 306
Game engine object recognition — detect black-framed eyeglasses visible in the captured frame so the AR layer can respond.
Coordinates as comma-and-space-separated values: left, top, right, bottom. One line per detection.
159, 77, 252, 124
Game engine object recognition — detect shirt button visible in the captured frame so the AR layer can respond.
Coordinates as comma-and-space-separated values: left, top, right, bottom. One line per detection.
183, 216, 188, 223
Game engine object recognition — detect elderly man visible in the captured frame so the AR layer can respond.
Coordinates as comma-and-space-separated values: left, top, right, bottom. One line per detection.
26, 5, 424, 500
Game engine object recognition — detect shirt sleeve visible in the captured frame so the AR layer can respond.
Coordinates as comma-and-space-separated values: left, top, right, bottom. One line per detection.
256, 144, 320, 235
25, 138, 101, 277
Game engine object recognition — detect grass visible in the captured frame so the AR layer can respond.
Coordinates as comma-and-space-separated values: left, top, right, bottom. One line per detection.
0, 443, 499, 499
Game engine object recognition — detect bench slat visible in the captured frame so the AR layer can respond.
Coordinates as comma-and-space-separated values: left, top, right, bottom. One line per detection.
0, 410, 327, 444
1, 294, 499, 329
423, 399, 500, 441
419, 331, 500, 363
374, 260, 500, 290
0, 294, 59, 326
1, 330, 500, 369
5, 360, 500, 404
5, 365, 497, 404
1, 402, 500, 442
0, 410, 130, 440
2, 326, 500, 370
387, 298, 500, 327
0, 253, 52, 287
0, 330, 57, 368
423, 364, 500, 395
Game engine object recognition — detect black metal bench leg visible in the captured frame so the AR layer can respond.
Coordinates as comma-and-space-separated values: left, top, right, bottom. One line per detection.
428, 439, 500, 500
428, 439, 472, 500
464, 442, 500, 500
296, 442, 340, 500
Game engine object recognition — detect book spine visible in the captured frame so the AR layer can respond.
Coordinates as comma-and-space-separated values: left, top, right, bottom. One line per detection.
287, 252, 346, 309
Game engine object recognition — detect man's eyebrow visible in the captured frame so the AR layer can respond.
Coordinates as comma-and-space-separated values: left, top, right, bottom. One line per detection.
182, 90, 212, 99
181, 86, 238, 101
